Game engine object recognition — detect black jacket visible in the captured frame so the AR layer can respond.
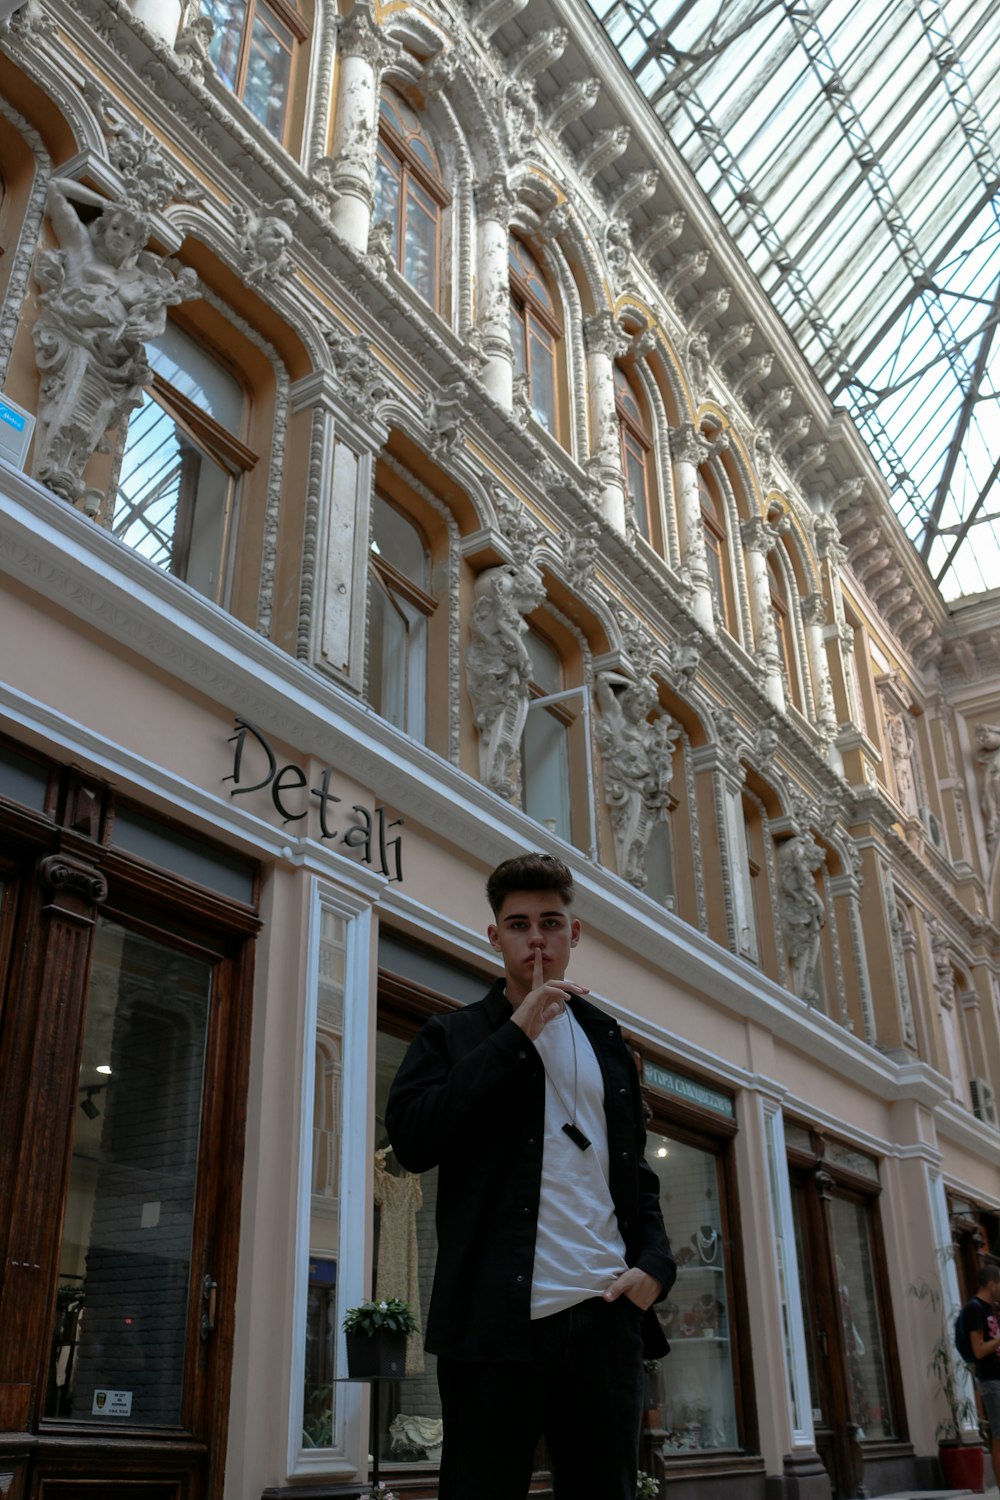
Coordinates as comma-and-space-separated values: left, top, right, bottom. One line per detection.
386, 980, 676, 1361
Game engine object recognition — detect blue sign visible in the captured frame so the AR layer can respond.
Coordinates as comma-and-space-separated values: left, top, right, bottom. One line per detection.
0, 401, 26, 433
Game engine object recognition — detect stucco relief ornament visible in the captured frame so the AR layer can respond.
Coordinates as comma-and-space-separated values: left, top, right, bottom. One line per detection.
777, 834, 826, 1004
500, 76, 540, 161
511, 371, 532, 429
466, 563, 545, 800
31, 178, 198, 508
308, 156, 341, 219
665, 631, 700, 694
886, 713, 917, 815
562, 521, 600, 592
234, 198, 297, 288
713, 705, 746, 768
975, 723, 1000, 854
752, 716, 782, 766
323, 324, 390, 407
367, 218, 395, 277
426, 375, 469, 455
603, 218, 632, 276
81, 82, 195, 215
595, 672, 679, 889
0, 0, 54, 38
493, 487, 541, 562
174, 12, 215, 79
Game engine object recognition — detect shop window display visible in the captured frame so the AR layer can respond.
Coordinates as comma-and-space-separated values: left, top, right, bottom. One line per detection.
645, 1131, 738, 1452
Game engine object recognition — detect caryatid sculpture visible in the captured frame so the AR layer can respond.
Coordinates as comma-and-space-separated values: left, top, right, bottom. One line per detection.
976, 723, 1000, 854
31, 177, 198, 506
777, 834, 826, 1003
466, 562, 544, 800
595, 672, 679, 889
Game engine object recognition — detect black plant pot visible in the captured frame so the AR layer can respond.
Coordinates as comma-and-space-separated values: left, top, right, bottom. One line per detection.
345, 1328, 407, 1379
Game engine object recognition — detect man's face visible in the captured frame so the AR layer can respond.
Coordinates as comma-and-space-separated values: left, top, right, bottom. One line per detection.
488, 888, 580, 999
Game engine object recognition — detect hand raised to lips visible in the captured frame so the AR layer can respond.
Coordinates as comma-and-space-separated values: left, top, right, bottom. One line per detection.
511, 948, 588, 1041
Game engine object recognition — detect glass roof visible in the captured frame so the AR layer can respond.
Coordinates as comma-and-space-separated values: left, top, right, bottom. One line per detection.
587, 0, 1000, 602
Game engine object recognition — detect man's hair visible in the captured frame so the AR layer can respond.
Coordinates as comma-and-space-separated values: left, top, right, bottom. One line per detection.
486, 853, 574, 915
979, 1263, 1000, 1289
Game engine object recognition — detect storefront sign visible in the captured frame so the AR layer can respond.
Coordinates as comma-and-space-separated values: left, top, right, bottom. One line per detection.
225, 718, 403, 881
644, 1063, 734, 1119
92, 1389, 133, 1416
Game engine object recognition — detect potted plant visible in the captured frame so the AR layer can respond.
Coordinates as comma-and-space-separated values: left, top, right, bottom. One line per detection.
342, 1297, 418, 1379
642, 1358, 661, 1428
636, 1471, 659, 1499
909, 1279, 984, 1491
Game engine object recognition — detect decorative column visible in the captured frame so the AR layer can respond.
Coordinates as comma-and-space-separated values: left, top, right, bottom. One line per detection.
583, 310, 627, 535
741, 514, 788, 711
475, 172, 515, 410
326, 0, 393, 251
668, 423, 724, 633
800, 592, 837, 736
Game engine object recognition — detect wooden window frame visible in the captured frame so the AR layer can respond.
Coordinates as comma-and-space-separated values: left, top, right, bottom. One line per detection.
509, 236, 563, 441
615, 362, 656, 545
204, 0, 308, 145
377, 94, 450, 313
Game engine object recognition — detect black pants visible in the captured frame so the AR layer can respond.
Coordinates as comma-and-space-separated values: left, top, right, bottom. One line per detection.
436, 1295, 645, 1500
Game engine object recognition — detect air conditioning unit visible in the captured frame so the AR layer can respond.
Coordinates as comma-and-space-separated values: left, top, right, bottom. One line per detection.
970, 1077, 998, 1128
918, 804, 945, 851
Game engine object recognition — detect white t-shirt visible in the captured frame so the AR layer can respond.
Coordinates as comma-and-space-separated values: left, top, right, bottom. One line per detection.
530, 1010, 628, 1318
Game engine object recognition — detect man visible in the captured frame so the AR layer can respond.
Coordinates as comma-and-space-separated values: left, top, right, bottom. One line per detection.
386, 852, 675, 1500
963, 1263, 1000, 1483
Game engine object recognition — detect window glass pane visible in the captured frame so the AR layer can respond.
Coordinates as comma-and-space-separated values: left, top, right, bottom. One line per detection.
645, 1133, 738, 1450
525, 630, 561, 696
522, 705, 571, 841
403, 185, 437, 305
370, 577, 409, 731
245, 8, 292, 139
112, 391, 232, 602
380, 90, 441, 178
46, 918, 212, 1426
623, 433, 650, 541
372, 495, 427, 587
644, 818, 674, 908
201, 0, 247, 90
301, 908, 346, 1449
510, 303, 527, 375
791, 1184, 825, 1424
528, 329, 556, 431
828, 1195, 896, 1438
509, 237, 555, 314
373, 1028, 441, 1466
374, 149, 401, 243
147, 323, 243, 433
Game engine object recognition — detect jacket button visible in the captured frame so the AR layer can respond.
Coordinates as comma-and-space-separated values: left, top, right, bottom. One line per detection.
521, 1205, 530, 1214
518, 1050, 527, 1060
622, 1150, 630, 1160
515, 1273, 524, 1282
621, 1219, 630, 1230
619, 1087, 627, 1095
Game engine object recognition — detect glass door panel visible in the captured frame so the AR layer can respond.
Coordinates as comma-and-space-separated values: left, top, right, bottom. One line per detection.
46, 917, 212, 1426
828, 1194, 896, 1438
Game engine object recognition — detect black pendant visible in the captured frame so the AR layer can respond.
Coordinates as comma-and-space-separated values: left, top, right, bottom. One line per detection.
562, 1121, 591, 1151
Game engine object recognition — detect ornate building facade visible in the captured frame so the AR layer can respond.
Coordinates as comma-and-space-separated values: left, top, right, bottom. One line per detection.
0, 1, 999, 1498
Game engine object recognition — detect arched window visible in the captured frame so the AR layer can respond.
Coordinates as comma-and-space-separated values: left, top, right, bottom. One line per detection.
375, 88, 447, 310
768, 552, 803, 709
111, 321, 254, 605
615, 363, 655, 543
509, 236, 561, 436
699, 471, 735, 634
369, 494, 434, 740
198, 0, 307, 143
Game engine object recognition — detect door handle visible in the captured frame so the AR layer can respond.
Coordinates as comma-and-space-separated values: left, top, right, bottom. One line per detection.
201, 1274, 218, 1341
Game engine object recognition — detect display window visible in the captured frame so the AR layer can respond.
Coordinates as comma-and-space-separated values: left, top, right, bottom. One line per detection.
369, 937, 490, 1478
638, 1059, 758, 1477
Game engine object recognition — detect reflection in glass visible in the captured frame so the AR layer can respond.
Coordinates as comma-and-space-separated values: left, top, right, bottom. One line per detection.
372, 1030, 441, 1466
46, 919, 212, 1425
522, 632, 571, 842
644, 1133, 738, 1451
301, 909, 345, 1449
829, 1195, 895, 1438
